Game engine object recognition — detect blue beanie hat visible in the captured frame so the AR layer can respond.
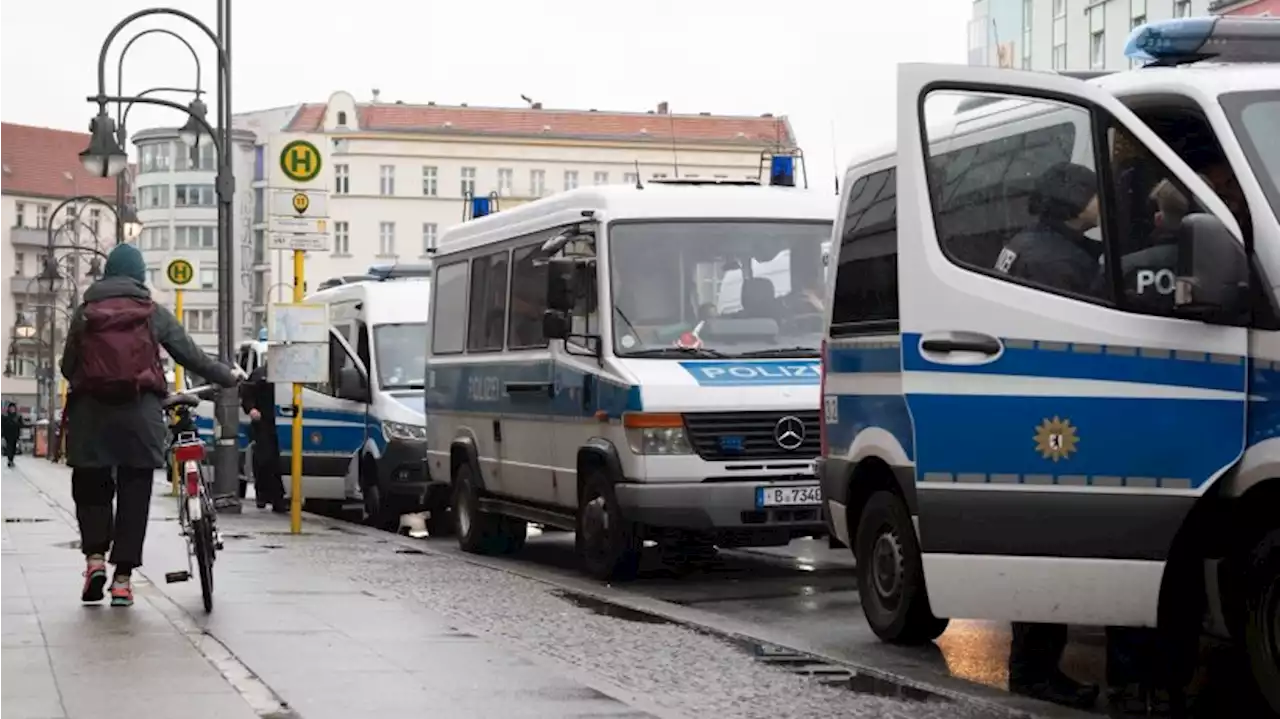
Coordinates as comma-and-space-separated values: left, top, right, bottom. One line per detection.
102, 243, 147, 284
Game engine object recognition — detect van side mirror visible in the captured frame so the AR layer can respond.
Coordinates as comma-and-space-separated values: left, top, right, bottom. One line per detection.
1174, 214, 1250, 326
546, 258, 578, 312
543, 310, 571, 340
337, 366, 370, 402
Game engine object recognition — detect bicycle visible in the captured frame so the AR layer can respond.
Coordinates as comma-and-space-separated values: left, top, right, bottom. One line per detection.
161, 384, 221, 612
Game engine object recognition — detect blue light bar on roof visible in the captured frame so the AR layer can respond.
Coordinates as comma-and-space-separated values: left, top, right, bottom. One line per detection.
1124, 16, 1280, 65
258, 327, 268, 342
770, 156, 795, 187
471, 195, 492, 218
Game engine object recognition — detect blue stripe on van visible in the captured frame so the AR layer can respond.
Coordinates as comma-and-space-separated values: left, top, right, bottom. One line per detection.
427, 360, 640, 417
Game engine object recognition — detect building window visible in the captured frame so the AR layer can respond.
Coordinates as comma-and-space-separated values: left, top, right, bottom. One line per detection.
14, 202, 24, 228
593, 171, 609, 186
622, 172, 638, 186
183, 309, 216, 333
199, 267, 217, 290
140, 226, 171, 251
1130, 14, 1148, 68
13, 252, 24, 276
563, 170, 579, 191
497, 168, 513, 196
140, 143, 173, 173
89, 208, 102, 234
1174, 0, 1190, 18
336, 111, 348, 126
530, 169, 546, 196
174, 184, 216, 207
139, 186, 169, 209
1053, 0, 1065, 18
333, 221, 349, 255
176, 140, 215, 171
460, 167, 476, 197
378, 221, 396, 256
422, 166, 438, 196
147, 268, 159, 287
335, 164, 349, 194
175, 225, 216, 249
1091, 30, 1105, 68
379, 165, 395, 196
36, 204, 49, 228
1052, 42, 1067, 70
422, 222, 438, 255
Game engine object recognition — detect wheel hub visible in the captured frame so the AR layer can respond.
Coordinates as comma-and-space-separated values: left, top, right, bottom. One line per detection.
871, 530, 905, 602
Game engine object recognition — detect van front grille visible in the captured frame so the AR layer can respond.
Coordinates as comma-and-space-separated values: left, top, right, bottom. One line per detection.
683, 411, 821, 461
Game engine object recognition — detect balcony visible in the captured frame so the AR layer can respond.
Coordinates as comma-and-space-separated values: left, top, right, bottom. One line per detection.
10, 225, 51, 248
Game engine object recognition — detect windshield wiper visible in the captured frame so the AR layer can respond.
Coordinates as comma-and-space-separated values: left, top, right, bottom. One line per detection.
624, 346, 729, 359
731, 347, 820, 358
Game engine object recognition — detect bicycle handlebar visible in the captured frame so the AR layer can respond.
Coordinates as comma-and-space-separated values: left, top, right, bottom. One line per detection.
162, 384, 220, 409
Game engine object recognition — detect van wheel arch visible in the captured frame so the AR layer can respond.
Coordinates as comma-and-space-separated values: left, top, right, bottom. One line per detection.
576, 439, 624, 496
843, 456, 911, 549
450, 439, 483, 491
1216, 478, 1280, 639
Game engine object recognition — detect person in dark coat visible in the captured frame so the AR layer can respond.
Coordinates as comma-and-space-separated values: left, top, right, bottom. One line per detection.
2, 402, 23, 467
994, 162, 1103, 298
61, 243, 238, 607
239, 362, 286, 513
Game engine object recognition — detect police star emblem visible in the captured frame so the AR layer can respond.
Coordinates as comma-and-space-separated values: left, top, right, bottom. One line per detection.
1034, 416, 1079, 462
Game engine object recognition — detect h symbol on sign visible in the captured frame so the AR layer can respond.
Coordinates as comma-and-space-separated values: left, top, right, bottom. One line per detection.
289, 149, 312, 174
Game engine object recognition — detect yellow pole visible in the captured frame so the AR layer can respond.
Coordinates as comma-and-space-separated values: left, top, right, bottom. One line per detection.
171, 289, 185, 495
290, 250, 305, 534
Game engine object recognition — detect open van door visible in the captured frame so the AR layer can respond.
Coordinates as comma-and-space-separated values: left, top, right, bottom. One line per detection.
895, 63, 1249, 627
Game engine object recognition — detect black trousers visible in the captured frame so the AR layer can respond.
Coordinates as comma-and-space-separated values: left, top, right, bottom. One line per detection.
1009, 622, 1069, 684
3, 437, 16, 462
71, 466, 153, 571
252, 430, 285, 505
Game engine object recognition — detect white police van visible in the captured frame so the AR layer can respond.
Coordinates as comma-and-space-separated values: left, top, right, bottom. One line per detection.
817, 17, 1280, 708
237, 266, 437, 529
426, 178, 834, 579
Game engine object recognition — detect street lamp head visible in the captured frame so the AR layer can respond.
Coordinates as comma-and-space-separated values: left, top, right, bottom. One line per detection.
38, 256, 63, 293
119, 204, 143, 242
179, 97, 208, 147
80, 111, 129, 178
87, 256, 104, 280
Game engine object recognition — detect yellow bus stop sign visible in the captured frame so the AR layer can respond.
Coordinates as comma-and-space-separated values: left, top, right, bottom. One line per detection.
166, 259, 194, 286
279, 140, 322, 183
292, 192, 310, 214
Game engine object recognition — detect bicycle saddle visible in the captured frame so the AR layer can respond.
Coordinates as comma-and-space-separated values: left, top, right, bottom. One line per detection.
161, 394, 203, 409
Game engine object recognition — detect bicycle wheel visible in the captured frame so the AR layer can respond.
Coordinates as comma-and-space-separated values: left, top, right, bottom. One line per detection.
191, 516, 215, 612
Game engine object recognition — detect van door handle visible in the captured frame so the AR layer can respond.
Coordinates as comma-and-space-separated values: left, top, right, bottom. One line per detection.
918, 332, 1003, 359
504, 381, 553, 397
278, 406, 296, 417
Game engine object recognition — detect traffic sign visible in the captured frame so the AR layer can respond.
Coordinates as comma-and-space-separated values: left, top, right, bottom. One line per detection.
292, 192, 309, 214
270, 189, 328, 218
165, 258, 195, 287
279, 140, 322, 183
268, 233, 331, 252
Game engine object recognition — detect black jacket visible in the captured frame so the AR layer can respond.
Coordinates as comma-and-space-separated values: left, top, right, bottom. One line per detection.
994, 220, 1103, 297
238, 365, 277, 441
2, 412, 23, 442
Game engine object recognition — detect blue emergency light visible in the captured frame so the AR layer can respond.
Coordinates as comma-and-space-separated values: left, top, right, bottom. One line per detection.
770, 155, 796, 187
1124, 16, 1280, 65
258, 327, 268, 342
471, 195, 492, 218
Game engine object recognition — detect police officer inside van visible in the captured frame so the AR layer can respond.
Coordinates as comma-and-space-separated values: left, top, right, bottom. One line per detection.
994, 162, 1102, 298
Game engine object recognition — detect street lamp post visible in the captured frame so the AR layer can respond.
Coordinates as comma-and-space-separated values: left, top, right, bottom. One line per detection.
82, 3, 241, 511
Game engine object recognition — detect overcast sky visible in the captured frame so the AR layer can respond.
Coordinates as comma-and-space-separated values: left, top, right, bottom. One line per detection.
2, 0, 970, 188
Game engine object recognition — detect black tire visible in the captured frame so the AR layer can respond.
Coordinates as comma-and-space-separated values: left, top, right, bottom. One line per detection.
424, 497, 455, 537
192, 516, 215, 613
1243, 529, 1280, 714
577, 466, 641, 581
452, 462, 525, 554
854, 491, 948, 644
360, 459, 398, 531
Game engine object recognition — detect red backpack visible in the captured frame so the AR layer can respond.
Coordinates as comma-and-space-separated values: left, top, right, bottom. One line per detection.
71, 297, 168, 403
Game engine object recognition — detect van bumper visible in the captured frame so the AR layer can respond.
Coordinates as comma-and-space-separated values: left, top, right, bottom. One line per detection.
377, 439, 446, 506
613, 480, 825, 547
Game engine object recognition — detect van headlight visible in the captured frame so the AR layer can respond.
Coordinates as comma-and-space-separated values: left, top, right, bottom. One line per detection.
382, 421, 426, 442
623, 412, 693, 455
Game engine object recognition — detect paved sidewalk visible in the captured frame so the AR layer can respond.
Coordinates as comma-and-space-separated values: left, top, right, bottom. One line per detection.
3, 458, 658, 719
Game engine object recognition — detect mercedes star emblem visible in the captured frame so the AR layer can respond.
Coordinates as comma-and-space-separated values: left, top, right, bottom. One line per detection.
774, 416, 806, 451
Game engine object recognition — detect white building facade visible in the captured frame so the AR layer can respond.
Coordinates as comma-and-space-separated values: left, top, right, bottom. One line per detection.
969, 0, 1213, 72
131, 127, 258, 354
234, 91, 797, 324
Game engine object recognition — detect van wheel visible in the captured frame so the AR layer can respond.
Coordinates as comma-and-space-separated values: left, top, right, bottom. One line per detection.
1243, 529, 1280, 714
854, 491, 949, 644
452, 462, 524, 554
360, 459, 398, 531
577, 467, 641, 581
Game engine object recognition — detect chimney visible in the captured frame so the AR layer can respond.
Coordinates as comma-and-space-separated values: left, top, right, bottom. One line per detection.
657, 101, 669, 114
372, 88, 381, 103
532, 102, 542, 110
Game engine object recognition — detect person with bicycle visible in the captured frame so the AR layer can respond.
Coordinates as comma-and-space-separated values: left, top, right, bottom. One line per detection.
61, 243, 240, 607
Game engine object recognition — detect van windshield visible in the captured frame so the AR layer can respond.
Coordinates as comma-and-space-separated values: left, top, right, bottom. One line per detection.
374, 322, 427, 389
608, 220, 831, 358
1222, 90, 1279, 225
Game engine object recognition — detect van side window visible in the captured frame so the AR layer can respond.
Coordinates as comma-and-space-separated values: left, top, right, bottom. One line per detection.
431, 261, 468, 355
830, 167, 899, 336
508, 244, 548, 349
466, 250, 511, 352
923, 90, 1209, 316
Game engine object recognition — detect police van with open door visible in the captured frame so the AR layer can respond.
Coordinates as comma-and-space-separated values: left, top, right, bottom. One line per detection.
817, 17, 1280, 709
426, 166, 835, 579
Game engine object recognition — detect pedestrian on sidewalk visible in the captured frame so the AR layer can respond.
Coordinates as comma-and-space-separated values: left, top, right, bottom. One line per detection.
239, 360, 286, 513
3, 401, 24, 467
61, 243, 240, 608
